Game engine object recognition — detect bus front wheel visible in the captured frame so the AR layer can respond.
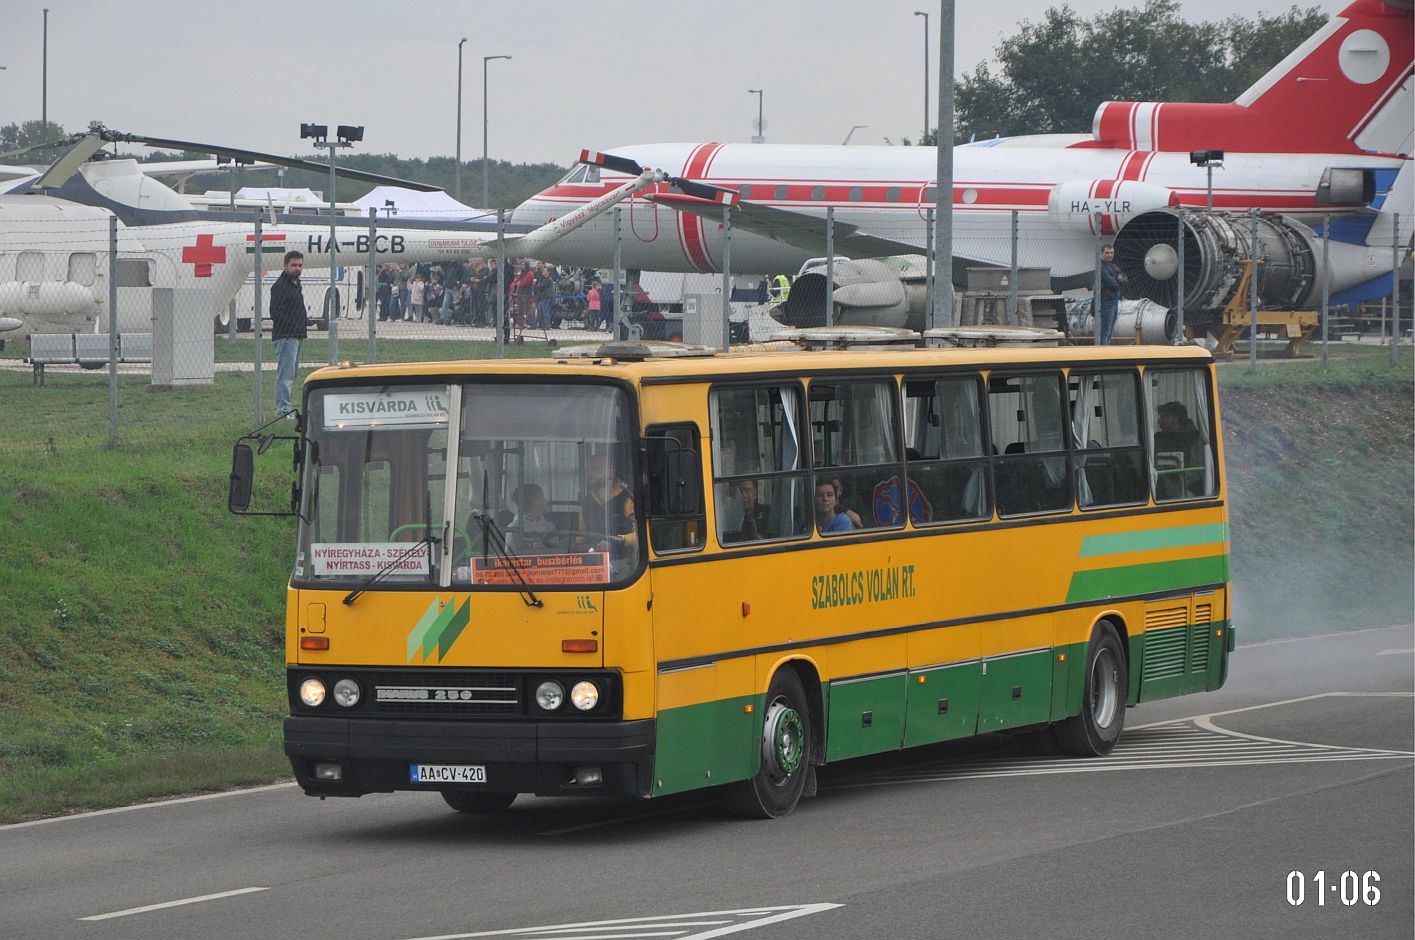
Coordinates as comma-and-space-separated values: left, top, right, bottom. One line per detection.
441, 790, 517, 814
1053, 622, 1128, 756
721, 668, 813, 819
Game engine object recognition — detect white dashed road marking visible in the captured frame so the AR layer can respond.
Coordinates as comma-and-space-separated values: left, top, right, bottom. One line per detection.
833, 692, 1414, 789
78, 887, 269, 922
396, 904, 844, 940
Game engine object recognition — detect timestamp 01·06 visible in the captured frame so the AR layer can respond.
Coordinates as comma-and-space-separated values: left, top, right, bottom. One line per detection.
1286, 870, 1381, 907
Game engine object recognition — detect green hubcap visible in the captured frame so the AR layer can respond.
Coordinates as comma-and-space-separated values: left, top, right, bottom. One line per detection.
762, 701, 805, 782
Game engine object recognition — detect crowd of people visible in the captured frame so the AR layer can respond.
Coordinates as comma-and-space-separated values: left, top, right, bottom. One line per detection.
373, 259, 627, 332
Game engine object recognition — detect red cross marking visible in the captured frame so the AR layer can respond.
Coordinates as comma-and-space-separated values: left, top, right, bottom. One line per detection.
182, 234, 227, 277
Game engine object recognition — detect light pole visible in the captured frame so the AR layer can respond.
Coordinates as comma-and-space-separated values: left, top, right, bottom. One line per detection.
482, 54, 511, 211
748, 89, 764, 144
455, 38, 467, 202
914, 10, 929, 143
301, 122, 362, 365
42, 8, 49, 126
1190, 150, 1224, 212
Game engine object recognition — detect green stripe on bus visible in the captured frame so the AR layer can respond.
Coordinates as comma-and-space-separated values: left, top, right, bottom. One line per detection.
1066, 555, 1228, 604
652, 693, 762, 796
1079, 523, 1229, 558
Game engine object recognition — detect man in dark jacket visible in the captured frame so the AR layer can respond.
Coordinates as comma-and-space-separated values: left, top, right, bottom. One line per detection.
271, 250, 308, 417
1096, 244, 1128, 345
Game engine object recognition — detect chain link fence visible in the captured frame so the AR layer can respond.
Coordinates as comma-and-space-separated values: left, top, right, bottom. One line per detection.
1, 203, 1409, 443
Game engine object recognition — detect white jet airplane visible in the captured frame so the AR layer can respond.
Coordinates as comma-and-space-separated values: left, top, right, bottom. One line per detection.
513, 0, 1412, 333
0, 126, 673, 337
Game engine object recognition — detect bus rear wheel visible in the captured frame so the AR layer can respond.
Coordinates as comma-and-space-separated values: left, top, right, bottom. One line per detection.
721, 668, 812, 819
1053, 622, 1128, 756
441, 790, 517, 814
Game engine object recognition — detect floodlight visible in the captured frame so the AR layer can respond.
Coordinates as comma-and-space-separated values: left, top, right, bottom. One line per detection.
300, 123, 328, 141
1189, 149, 1224, 166
337, 125, 364, 143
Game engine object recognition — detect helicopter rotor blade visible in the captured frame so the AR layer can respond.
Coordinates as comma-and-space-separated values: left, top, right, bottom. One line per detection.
32, 135, 108, 190
0, 135, 83, 162
100, 130, 442, 192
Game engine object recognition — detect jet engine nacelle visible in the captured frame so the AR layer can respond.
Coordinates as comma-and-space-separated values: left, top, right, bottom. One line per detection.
0, 280, 100, 318
774, 259, 926, 331
1112, 209, 1318, 313
1048, 180, 1179, 234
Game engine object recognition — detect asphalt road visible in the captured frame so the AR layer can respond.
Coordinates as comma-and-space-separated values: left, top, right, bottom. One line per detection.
3, 625, 1411, 940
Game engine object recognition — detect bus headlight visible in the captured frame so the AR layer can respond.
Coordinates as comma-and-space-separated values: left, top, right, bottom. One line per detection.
535, 680, 565, 711
299, 677, 327, 707
332, 678, 361, 707
570, 681, 599, 711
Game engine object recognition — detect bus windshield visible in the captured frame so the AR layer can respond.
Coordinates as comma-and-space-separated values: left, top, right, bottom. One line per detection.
296, 381, 639, 589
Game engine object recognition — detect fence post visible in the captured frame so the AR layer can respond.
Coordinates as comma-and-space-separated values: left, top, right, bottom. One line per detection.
1008, 209, 1019, 326
1249, 209, 1260, 373
495, 208, 506, 359
1175, 212, 1185, 343
1392, 211, 1402, 367
825, 206, 835, 328
366, 208, 377, 364
1091, 213, 1103, 343
924, 207, 935, 331
1321, 214, 1330, 368
107, 215, 119, 448
253, 213, 264, 421
611, 206, 623, 342
721, 203, 732, 351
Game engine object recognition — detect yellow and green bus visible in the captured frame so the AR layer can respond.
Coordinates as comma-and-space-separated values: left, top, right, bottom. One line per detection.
230, 335, 1232, 818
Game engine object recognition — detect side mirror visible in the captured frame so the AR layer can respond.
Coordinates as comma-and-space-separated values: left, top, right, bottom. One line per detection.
229, 443, 255, 513
647, 437, 702, 517
663, 448, 702, 516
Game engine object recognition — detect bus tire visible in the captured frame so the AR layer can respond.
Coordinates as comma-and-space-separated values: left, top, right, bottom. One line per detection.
441, 790, 517, 814
1053, 622, 1127, 756
721, 668, 812, 819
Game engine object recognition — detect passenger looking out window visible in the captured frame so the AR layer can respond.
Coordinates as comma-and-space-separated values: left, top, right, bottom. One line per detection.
815, 480, 857, 534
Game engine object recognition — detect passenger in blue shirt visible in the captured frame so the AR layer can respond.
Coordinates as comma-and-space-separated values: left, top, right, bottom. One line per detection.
815, 480, 856, 534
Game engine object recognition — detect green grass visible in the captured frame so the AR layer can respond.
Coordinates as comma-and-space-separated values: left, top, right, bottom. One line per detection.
0, 346, 1409, 822
1215, 341, 1412, 388
0, 371, 297, 822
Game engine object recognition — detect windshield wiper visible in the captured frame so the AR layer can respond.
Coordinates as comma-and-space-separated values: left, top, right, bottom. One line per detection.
342, 535, 438, 606
471, 511, 543, 608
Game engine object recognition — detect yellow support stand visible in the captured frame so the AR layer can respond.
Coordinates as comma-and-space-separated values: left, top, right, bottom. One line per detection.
1208, 260, 1320, 358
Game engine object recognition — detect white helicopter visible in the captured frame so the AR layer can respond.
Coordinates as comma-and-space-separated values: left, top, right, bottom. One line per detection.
0, 125, 673, 339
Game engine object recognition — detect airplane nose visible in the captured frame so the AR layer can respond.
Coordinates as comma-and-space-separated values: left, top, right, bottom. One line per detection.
509, 197, 551, 227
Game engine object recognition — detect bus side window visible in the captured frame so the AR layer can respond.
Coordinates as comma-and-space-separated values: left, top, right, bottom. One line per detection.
1069, 370, 1147, 508
904, 375, 990, 524
808, 378, 903, 532
709, 384, 810, 545
989, 373, 1072, 517
1146, 367, 1218, 501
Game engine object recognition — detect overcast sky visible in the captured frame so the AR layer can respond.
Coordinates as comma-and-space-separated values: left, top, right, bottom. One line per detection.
0, 0, 1346, 168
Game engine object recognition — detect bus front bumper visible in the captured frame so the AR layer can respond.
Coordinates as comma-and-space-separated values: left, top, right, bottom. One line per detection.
284, 716, 655, 799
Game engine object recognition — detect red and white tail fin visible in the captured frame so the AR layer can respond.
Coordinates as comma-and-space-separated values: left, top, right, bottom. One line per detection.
1087, 0, 1412, 154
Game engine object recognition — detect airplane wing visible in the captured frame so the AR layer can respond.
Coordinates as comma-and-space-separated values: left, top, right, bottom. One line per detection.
507, 168, 668, 257
648, 192, 923, 259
